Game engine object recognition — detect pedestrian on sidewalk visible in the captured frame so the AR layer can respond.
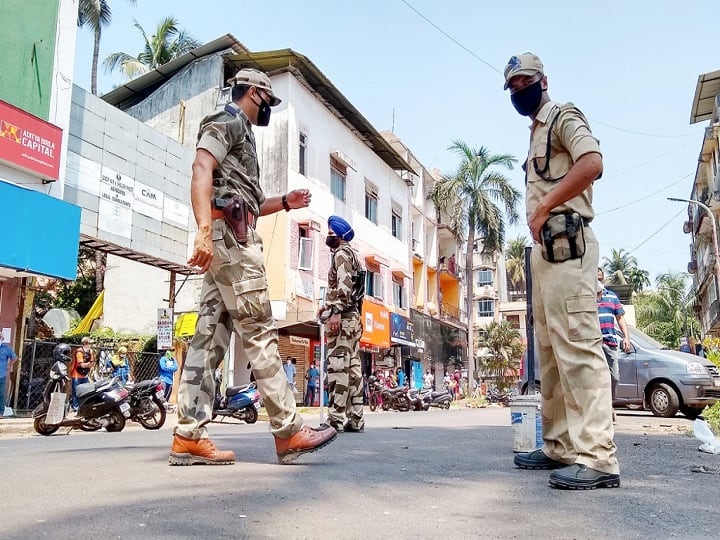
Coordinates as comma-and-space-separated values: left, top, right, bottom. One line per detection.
318, 216, 365, 433
504, 52, 620, 489
304, 362, 319, 406
158, 349, 179, 401
169, 68, 336, 466
0, 333, 18, 416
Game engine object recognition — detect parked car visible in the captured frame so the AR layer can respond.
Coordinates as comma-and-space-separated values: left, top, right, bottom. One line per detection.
519, 326, 720, 418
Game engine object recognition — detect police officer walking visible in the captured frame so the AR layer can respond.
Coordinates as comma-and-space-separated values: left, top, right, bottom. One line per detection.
318, 216, 365, 433
504, 53, 620, 489
169, 68, 337, 466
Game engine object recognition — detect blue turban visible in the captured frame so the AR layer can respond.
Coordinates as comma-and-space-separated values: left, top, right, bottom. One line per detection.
328, 215, 354, 241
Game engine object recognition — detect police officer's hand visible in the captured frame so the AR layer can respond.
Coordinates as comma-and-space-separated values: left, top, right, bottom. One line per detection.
326, 313, 341, 335
286, 189, 311, 209
528, 206, 550, 243
188, 228, 213, 274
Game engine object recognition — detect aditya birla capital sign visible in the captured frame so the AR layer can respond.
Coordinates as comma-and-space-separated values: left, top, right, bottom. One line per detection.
0, 99, 62, 181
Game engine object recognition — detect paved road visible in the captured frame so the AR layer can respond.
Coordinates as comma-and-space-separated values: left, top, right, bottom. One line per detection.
0, 407, 718, 539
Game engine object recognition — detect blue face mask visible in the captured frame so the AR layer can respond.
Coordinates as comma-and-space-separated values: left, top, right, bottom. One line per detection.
511, 79, 543, 116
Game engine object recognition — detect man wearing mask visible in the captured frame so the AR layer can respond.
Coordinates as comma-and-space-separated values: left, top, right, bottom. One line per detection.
505, 53, 619, 489
318, 216, 365, 433
110, 346, 131, 384
71, 337, 95, 410
170, 68, 337, 466
0, 333, 18, 416
159, 349, 179, 401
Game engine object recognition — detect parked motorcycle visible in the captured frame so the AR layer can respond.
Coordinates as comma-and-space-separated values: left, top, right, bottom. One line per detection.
407, 387, 430, 411
486, 386, 514, 406
33, 344, 131, 435
367, 376, 383, 412
212, 372, 261, 424
420, 387, 452, 409
380, 385, 411, 412
125, 378, 167, 429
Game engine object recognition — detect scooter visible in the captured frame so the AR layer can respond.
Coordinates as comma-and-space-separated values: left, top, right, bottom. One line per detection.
33, 344, 131, 435
407, 387, 430, 411
420, 387, 452, 409
125, 378, 167, 429
212, 371, 261, 424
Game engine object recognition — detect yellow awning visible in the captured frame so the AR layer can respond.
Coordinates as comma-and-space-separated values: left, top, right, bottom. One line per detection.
71, 291, 104, 334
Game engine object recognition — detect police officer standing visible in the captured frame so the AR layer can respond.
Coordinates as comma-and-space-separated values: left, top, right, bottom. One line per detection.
169, 68, 337, 466
318, 216, 364, 433
504, 53, 620, 489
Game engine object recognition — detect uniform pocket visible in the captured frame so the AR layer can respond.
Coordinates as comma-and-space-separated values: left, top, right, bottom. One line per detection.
211, 227, 231, 265
566, 295, 600, 342
231, 276, 271, 321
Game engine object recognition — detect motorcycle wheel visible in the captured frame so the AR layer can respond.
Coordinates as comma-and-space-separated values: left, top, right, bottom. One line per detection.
381, 401, 390, 411
397, 395, 411, 411
369, 395, 378, 412
79, 420, 102, 432
443, 401, 451, 410
105, 410, 126, 432
33, 415, 60, 436
243, 406, 258, 424
137, 397, 167, 430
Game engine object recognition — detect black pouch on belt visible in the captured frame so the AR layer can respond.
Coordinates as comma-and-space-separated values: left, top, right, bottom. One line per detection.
540, 212, 586, 263
222, 195, 248, 244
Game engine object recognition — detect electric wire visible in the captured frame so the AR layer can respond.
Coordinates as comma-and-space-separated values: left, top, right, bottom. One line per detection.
399, 0, 698, 139
626, 209, 684, 255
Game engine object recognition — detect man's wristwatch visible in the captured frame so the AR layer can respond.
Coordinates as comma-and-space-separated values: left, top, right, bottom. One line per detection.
282, 194, 290, 212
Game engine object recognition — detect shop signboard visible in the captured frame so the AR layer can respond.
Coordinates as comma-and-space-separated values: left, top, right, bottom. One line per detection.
360, 300, 390, 348
390, 312, 415, 347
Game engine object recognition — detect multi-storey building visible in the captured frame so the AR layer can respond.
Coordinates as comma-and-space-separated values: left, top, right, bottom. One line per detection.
685, 69, 720, 336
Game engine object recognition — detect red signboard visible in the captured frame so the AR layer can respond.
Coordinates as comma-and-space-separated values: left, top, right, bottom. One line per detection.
0, 99, 62, 181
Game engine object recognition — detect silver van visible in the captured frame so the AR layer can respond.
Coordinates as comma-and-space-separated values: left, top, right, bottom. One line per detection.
520, 326, 720, 418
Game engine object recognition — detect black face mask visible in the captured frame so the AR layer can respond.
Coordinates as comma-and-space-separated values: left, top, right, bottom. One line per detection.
510, 79, 543, 116
325, 236, 341, 249
253, 95, 272, 126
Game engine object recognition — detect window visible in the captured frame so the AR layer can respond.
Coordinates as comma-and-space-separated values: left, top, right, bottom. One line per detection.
366, 268, 383, 299
365, 186, 378, 224
506, 314, 520, 329
299, 132, 307, 176
393, 280, 405, 309
330, 158, 346, 201
476, 269, 493, 287
391, 207, 402, 240
477, 299, 494, 318
298, 226, 313, 270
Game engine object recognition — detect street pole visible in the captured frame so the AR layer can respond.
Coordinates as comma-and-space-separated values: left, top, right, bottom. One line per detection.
667, 197, 720, 293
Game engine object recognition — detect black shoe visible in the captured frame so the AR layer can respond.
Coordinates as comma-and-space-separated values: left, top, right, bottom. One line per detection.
343, 422, 364, 433
321, 421, 343, 433
549, 464, 620, 490
514, 449, 566, 470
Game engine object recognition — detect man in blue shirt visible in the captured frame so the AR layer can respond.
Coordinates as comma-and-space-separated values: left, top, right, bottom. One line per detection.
0, 333, 18, 415
159, 349, 179, 401
597, 269, 631, 421
304, 362, 319, 406
283, 357, 297, 392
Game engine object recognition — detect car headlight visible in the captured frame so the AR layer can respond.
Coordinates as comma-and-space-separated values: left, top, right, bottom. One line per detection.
687, 361, 708, 375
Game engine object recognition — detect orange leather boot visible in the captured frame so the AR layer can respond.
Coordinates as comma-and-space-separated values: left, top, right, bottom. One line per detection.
168, 434, 235, 465
274, 424, 337, 464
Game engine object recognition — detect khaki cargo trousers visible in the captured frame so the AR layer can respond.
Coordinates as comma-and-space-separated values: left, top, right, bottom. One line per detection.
176, 220, 302, 440
531, 226, 619, 474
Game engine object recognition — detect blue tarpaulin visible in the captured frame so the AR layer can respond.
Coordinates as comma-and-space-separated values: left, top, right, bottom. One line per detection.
0, 179, 80, 280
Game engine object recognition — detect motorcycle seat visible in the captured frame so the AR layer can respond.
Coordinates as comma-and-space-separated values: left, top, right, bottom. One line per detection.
76, 380, 113, 398
386, 387, 406, 395
130, 379, 157, 392
225, 383, 255, 397
429, 391, 449, 399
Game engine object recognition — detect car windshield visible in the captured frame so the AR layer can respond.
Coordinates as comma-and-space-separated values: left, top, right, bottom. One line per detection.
621, 326, 668, 350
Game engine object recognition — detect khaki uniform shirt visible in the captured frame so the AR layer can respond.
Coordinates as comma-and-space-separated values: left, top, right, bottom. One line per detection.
525, 101, 601, 221
196, 103, 264, 216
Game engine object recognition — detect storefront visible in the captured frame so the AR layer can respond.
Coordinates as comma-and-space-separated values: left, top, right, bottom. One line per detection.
360, 299, 390, 376
390, 312, 421, 387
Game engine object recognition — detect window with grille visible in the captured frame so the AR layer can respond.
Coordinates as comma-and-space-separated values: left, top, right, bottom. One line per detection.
298, 227, 313, 270
477, 299, 494, 317
330, 158, 346, 201
476, 269, 493, 287
299, 132, 307, 176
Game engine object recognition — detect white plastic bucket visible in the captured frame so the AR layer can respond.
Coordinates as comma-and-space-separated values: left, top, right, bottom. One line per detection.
510, 394, 543, 453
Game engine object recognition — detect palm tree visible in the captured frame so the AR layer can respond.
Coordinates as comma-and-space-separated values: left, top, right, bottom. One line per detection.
77, 0, 137, 95
477, 320, 522, 391
601, 248, 637, 284
104, 17, 201, 80
505, 235, 528, 294
635, 271, 698, 347
429, 140, 521, 389
625, 266, 651, 292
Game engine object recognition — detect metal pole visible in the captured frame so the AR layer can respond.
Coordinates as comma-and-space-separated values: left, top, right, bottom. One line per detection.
524, 246, 535, 393
667, 197, 720, 293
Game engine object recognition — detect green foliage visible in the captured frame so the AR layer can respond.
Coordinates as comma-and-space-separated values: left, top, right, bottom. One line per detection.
54, 276, 96, 316
504, 235, 528, 290
61, 326, 154, 351
477, 320, 522, 391
705, 402, 720, 434
601, 248, 650, 294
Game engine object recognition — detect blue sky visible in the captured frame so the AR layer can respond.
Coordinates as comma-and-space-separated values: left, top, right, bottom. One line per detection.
73, 0, 720, 285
